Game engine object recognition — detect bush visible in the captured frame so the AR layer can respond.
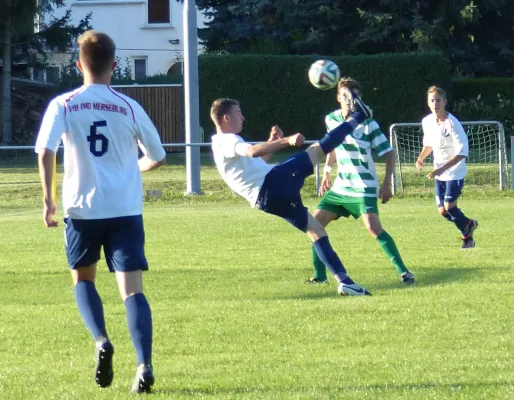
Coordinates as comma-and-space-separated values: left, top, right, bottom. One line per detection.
453, 78, 514, 104
453, 93, 514, 145
198, 53, 451, 141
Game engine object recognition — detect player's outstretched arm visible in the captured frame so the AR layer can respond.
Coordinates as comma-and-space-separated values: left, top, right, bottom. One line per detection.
38, 149, 58, 228
244, 133, 304, 158
261, 126, 284, 162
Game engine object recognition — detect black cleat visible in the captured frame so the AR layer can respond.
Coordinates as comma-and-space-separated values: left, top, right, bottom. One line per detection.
400, 271, 415, 285
131, 363, 155, 394
461, 236, 475, 249
95, 340, 114, 388
463, 219, 478, 238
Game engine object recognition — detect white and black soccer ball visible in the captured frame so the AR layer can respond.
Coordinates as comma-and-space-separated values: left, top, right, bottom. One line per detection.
308, 60, 341, 90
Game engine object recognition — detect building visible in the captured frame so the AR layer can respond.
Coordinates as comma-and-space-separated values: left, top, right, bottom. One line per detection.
43, 0, 210, 79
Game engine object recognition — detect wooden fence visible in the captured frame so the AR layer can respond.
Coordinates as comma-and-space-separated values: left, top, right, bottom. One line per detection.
112, 84, 184, 150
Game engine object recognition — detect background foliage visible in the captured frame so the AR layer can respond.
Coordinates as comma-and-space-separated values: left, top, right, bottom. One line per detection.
197, 53, 451, 140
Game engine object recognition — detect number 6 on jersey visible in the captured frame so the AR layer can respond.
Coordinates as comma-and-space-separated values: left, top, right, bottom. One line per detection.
88, 120, 109, 157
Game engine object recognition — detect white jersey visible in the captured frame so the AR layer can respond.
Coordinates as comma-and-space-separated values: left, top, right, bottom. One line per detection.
35, 84, 166, 219
211, 133, 274, 206
422, 112, 469, 181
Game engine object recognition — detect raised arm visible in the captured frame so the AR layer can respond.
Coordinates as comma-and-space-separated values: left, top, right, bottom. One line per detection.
244, 133, 305, 158
261, 125, 284, 163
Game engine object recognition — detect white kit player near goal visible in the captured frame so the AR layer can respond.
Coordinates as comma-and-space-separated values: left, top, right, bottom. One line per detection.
35, 31, 165, 393
415, 86, 478, 249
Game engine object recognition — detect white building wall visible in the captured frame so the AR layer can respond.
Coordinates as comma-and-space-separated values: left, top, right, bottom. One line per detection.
45, 0, 209, 77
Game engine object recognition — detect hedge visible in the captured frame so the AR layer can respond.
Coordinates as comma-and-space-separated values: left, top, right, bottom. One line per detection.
198, 53, 452, 141
453, 78, 514, 103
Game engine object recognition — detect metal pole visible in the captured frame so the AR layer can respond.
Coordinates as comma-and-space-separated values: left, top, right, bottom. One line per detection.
183, 0, 202, 195
511, 136, 514, 190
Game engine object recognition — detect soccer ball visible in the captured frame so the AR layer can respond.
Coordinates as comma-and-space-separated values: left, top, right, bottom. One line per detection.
308, 60, 341, 90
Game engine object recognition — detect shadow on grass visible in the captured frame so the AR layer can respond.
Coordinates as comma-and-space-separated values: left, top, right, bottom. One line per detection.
153, 380, 514, 397
271, 290, 337, 301
372, 267, 484, 291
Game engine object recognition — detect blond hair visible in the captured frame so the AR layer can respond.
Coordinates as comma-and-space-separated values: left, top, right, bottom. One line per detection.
210, 98, 240, 125
427, 86, 447, 100
77, 30, 116, 76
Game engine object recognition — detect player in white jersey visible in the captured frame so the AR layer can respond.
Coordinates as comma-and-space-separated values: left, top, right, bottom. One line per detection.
308, 77, 414, 285
35, 31, 166, 393
211, 97, 373, 297
416, 86, 478, 249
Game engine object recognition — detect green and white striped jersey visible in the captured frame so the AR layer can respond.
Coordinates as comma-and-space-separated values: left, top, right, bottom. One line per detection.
325, 109, 392, 197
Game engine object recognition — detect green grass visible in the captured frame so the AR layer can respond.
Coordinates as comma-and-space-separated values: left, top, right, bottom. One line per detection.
0, 162, 513, 399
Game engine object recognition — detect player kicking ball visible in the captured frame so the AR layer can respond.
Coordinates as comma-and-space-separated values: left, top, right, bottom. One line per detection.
36, 31, 166, 393
307, 77, 414, 285
210, 95, 372, 296
416, 86, 478, 248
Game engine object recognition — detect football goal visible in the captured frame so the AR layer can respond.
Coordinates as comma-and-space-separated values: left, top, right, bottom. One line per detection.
389, 121, 509, 195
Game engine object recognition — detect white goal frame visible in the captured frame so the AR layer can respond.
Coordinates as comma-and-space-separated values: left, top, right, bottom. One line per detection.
389, 121, 508, 194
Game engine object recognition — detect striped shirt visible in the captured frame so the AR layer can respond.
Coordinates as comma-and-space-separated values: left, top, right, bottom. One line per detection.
325, 109, 392, 197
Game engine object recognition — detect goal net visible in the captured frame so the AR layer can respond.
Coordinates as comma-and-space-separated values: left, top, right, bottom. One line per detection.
389, 121, 509, 195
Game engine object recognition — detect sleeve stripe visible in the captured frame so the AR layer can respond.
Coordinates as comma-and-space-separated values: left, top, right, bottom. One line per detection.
108, 86, 136, 123
63, 86, 87, 117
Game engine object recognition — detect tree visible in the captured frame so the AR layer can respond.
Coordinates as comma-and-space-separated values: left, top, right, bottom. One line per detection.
192, 0, 514, 77
0, 0, 91, 144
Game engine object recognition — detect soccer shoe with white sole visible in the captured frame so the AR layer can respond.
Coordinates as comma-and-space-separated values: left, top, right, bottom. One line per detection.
131, 363, 155, 394
338, 282, 371, 296
95, 340, 114, 388
305, 277, 329, 284
352, 94, 373, 121
400, 271, 415, 285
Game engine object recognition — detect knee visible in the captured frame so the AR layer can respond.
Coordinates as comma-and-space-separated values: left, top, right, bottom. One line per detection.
438, 207, 448, 216
307, 227, 327, 242
363, 215, 382, 238
367, 225, 382, 238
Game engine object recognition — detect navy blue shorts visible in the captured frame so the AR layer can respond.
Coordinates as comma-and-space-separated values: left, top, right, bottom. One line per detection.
435, 179, 464, 207
64, 215, 148, 272
255, 151, 314, 232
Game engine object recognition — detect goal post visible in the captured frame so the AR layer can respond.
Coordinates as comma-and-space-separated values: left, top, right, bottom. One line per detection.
389, 121, 509, 195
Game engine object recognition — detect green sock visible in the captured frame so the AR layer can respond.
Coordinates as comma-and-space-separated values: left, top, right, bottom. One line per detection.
376, 231, 408, 274
311, 245, 328, 280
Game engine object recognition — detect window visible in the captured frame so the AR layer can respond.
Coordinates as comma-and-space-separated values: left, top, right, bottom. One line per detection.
46, 67, 60, 83
148, 0, 170, 24
134, 58, 147, 79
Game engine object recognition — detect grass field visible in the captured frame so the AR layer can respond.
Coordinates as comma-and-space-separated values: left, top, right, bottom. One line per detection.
1, 158, 513, 399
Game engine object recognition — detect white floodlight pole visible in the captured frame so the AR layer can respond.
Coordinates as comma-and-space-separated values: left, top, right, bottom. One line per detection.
183, 0, 202, 194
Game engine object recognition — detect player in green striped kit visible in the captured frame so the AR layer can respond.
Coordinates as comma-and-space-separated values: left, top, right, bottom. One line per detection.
307, 77, 415, 285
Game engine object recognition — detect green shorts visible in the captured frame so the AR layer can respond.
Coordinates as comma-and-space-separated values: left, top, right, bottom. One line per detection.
316, 190, 379, 219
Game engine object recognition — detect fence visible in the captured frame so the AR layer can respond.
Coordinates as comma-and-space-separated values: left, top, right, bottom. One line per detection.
112, 84, 184, 149
0, 141, 323, 195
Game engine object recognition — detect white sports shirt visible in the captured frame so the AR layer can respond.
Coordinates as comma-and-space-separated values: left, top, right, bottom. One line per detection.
35, 84, 166, 219
421, 112, 469, 181
211, 133, 274, 206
